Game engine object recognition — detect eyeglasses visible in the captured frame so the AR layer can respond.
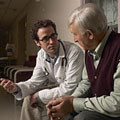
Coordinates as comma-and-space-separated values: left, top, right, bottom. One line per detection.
39, 33, 58, 43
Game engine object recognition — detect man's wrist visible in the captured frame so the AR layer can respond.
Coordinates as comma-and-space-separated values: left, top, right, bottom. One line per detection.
70, 96, 74, 112
13, 85, 21, 94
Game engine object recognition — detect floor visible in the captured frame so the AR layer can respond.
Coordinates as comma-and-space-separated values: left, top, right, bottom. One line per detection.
0, 69, 48, 120
0, 87, 21, 120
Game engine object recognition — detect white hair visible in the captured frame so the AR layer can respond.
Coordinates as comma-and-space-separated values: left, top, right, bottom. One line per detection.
68, 3, 108, 34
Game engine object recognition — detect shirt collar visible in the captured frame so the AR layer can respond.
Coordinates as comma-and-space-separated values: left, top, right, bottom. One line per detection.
89, 27, 112, 59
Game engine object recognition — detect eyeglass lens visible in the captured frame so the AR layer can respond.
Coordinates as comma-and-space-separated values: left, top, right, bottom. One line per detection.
40, 33, 57, 42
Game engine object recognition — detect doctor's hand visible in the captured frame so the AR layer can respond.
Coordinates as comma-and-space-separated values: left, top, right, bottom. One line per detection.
46, 96, 74, 120
0, 78, 17, 93
30, 92, 39, 108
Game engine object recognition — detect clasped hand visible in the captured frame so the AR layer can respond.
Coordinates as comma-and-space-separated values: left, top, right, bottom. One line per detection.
46, 96, 74, 120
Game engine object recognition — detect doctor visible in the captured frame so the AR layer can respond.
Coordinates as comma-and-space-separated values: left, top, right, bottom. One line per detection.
0, 19, 84, 120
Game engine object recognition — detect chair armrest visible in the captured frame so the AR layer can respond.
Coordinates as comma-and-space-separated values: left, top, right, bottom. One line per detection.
5, 65, 23, 77
4, 65, 12, 75
10, 66, 29, 79
14, 68, 34, 83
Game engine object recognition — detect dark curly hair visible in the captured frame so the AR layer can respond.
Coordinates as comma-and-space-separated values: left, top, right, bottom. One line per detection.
31, 19, 57, 42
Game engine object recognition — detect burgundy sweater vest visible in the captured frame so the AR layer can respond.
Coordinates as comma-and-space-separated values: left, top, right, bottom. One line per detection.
85, 31, 120, 97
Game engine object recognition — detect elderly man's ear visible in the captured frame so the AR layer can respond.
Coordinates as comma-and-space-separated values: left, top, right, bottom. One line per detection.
86, 29, 94, 40
34, 40, 41, 47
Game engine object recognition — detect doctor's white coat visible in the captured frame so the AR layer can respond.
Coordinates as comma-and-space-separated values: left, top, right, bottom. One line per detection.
16, 41, 84, 104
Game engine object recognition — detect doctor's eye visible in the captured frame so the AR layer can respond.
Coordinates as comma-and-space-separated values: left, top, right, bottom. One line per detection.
39, 33, 58, 43
41, 36, 49, 42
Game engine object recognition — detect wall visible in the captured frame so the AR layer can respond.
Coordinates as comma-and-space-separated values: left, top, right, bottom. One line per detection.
85, 0, 118, 28
0, 29, 8, 57
11, 0, 80, 59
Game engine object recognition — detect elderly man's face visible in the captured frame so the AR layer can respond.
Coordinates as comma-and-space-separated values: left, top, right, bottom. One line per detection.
35, 26, 58, 58
69, 24, 94, 50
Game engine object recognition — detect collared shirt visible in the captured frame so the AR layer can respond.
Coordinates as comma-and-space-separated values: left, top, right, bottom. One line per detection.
45, 42, 60, 68
72, 27, 120, 117
88, 27, 112, 68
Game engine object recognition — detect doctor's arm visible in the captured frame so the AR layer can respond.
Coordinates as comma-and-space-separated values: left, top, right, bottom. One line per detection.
15, 52, 48, 100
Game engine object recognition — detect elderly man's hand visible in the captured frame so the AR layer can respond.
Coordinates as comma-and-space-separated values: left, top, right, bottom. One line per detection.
46, 96, 74, 120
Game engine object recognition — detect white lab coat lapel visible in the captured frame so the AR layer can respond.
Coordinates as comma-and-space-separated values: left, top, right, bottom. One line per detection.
42, 51, 55, 82
54, 42, 66, 83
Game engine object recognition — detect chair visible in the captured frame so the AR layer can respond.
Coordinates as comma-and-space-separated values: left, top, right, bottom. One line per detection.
13, 67, 34, 83
3, 56, 36, 80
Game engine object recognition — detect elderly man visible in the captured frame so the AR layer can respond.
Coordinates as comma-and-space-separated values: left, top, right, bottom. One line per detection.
46, 3, 120, 120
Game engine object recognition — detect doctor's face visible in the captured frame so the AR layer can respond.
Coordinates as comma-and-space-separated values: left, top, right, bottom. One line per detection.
35, 26, 58, 58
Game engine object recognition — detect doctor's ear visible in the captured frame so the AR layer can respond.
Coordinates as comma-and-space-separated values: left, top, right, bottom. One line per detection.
86, 29, 94, 40
34, 40, 41, 47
